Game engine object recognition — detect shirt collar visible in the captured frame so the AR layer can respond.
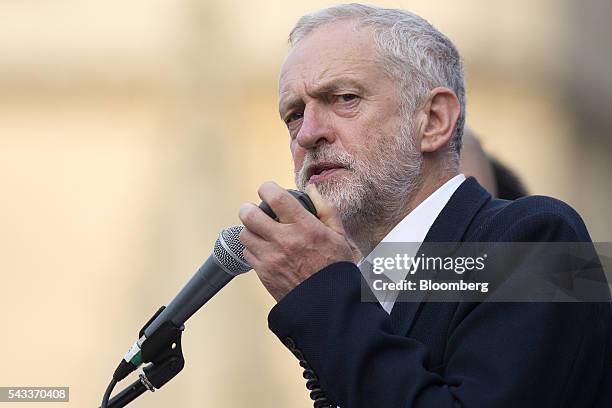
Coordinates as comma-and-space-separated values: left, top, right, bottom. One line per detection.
361, 174, 466, 284
380, 174, 466, 244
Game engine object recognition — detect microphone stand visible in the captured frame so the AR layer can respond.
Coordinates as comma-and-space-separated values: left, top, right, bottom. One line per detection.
101, 307, 186, 408
100, 189, 318, 407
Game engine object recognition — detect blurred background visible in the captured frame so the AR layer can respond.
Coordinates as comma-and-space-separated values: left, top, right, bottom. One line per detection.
1, 0, 611, 406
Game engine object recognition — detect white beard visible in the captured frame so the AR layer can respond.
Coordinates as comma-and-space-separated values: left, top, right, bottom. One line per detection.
295, 121, 422, 243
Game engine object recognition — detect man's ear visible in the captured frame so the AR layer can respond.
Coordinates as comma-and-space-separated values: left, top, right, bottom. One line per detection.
420, 87, 461, 153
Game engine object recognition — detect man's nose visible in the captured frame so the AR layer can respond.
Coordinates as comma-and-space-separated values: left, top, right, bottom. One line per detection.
296, 104, 336, 149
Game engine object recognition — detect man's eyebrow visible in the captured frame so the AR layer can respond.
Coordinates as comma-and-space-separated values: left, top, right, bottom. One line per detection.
279, 78, 365, 116
279, 96, 303, 118
310, 78, 365, 97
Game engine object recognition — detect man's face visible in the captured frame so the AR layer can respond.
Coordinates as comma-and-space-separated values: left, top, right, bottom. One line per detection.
278, 21, 422, 230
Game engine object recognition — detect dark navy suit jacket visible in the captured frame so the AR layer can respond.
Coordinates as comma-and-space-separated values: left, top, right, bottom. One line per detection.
268, 177, 612, 407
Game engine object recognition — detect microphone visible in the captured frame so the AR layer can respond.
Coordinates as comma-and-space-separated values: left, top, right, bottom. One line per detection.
113, 189, 317, 382
144, 224, 250, 339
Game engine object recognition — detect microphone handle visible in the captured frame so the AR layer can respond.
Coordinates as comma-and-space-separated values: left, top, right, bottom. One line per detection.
259, 189, 317, 221
144, 189, 316, 339
143, 257, 232, 338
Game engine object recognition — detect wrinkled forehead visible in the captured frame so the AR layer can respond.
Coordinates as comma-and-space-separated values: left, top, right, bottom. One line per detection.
279, 21, 379, 92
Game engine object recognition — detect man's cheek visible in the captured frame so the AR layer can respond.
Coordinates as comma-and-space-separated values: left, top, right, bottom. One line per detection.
290, 138, 300, 157
291, 146, 305, 175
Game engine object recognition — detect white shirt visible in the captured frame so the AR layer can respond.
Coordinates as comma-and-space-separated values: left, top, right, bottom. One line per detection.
358, 174, 466, 314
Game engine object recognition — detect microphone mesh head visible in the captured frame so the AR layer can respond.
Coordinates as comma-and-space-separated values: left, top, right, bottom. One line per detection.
213, 225, 251, 275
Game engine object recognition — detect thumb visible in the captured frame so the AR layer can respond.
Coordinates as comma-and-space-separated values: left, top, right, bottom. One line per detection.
305, 183, 345, 235
306, 184, 363, 263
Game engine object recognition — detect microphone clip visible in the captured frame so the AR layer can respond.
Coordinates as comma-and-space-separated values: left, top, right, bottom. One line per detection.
104, 306, 186, 408
138, 307, 185, 391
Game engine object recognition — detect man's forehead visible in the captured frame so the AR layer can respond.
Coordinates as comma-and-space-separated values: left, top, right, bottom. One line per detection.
278, 25, 380, 108
278, 58, 378, 114
282, 23, 375, 69
280, 59, 373, 89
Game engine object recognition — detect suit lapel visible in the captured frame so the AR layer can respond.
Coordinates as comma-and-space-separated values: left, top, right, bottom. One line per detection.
389, 177, 491, 335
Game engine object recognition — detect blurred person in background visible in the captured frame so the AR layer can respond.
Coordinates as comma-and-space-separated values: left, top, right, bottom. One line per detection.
460, 127, 528, 199
459, 128, 498, 196
489, 156, 529, 199
238, 4, 611, 407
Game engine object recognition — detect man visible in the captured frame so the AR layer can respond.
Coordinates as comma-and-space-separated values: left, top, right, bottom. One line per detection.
489, 156, 529, 199
460, 127, 529, 199
238, 4, 611, 407
459, 128, 498, 197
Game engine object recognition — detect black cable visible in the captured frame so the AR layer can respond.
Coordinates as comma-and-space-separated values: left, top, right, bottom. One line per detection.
101, 378, 118, 408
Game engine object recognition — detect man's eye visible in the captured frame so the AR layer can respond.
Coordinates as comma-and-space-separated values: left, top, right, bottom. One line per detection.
338, 94, 359, 103
285, 111, 303, 124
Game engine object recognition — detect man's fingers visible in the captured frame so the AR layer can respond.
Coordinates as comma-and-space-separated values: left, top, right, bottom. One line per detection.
238, 202, 278, 239
241, 247, 258, 269
258, 181, 308, 224
239, 227, 268, 261
305, 183, 345, 234
238, 225, 260, 247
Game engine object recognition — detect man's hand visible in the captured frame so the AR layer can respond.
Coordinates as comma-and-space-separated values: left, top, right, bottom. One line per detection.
238, 181, 361, 302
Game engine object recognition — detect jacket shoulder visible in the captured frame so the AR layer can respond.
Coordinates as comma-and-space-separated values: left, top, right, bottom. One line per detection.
467, 195, 592, 242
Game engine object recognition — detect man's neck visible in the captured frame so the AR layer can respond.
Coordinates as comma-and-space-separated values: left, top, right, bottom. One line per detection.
351, 168, 459, 256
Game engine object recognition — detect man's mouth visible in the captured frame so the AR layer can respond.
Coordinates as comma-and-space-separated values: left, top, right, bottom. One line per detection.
306, 162, 346, 183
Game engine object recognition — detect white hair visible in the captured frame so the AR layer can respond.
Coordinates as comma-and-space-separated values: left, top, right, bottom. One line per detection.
289, 3, 466, 161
